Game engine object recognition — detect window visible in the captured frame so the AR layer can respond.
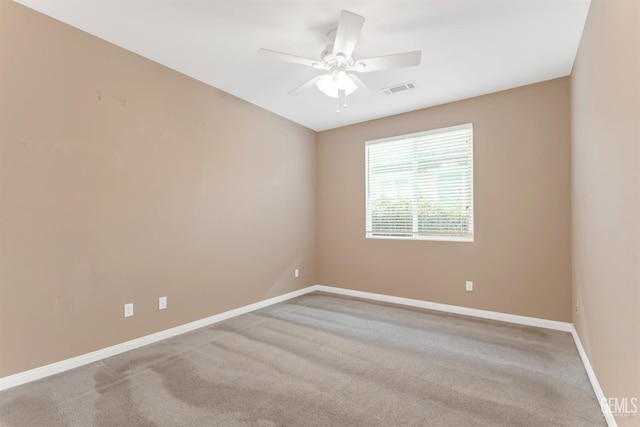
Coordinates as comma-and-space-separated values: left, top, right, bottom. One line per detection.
365, 123, 474, 241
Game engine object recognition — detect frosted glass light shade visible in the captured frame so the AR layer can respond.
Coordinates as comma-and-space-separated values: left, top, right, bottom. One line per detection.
316, 71, 358, 98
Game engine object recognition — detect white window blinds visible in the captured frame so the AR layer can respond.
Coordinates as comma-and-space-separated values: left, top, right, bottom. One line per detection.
365, 123, 474, 241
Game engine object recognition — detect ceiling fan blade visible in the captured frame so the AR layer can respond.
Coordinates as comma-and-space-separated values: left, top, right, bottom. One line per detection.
288, 76, 322, 95
332, 10, 365, 58
257, 48, 327, 70
349, 74, 372, 96
355, 51, 422, 72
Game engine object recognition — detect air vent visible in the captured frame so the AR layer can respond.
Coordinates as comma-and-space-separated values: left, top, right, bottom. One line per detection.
380, 81, 418, 95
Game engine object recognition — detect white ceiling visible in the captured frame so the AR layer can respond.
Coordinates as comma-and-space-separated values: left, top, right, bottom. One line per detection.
15, 0, 590, 132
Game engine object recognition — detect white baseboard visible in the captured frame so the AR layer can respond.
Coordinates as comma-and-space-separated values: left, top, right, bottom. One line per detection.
0, 286, 316, 392
311, 284, 573, 331
1, 282, 612, 427
570, 326, 617, 427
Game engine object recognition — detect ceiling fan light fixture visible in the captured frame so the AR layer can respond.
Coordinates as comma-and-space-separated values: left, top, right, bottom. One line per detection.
259, 10, 421, 109
316, 71, 358, 98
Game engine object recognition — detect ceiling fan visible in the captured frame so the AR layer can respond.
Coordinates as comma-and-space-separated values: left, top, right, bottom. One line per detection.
258, 10, 422, 112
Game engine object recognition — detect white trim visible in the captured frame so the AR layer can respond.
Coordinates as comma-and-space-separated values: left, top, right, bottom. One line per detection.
312, 284, 572, 331
0, 282, 613, 427
0, 286, 315, 391
570, 326, 617, 427
365, 123, 473, 146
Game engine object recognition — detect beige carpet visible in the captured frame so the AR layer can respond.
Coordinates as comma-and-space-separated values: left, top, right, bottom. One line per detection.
0, 292, 605, 426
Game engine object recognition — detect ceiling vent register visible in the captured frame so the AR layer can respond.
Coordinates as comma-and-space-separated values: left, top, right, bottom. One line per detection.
381, 82, 418, 95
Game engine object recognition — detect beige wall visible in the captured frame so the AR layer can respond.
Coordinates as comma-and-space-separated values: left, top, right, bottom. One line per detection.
317, 78, 572, 322
6, 1, 635, 411
571, 0, 640, 424
0, 1, 316, 377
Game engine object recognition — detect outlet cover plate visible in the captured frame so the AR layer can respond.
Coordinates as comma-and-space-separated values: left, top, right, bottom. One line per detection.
159, 296, 167, 310
124, 303, 134, 317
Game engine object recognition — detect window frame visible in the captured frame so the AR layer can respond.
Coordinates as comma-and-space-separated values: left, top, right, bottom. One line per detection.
365, 123, 474, 242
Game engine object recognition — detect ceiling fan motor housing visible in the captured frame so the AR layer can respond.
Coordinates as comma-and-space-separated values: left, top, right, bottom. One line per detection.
321, 47, 354, 73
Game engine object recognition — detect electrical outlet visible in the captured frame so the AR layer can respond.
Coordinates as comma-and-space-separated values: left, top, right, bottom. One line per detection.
294, 268, 299, 278
159, 296, 167, 310
465, 281, 473, 292
124, 303, 134, 318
